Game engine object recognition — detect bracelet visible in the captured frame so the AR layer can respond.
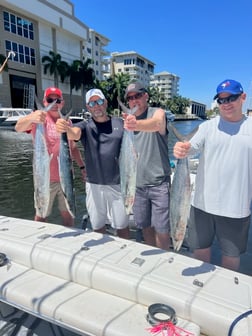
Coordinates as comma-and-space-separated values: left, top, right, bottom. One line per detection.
79, 166, 85, 170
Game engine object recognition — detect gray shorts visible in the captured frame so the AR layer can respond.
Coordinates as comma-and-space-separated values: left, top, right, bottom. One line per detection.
35, 182, 68, 217
188, 206, 250, 257
133, 181, 170, 234
86, 182, 129, 230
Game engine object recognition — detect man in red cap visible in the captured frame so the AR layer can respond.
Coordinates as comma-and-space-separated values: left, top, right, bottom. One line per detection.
15, 87, 85, 226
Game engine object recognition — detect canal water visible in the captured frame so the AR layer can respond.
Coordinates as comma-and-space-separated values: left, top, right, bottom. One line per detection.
0, 119, 251, 275
0, 119, 201, 225
0, 129, 86, 227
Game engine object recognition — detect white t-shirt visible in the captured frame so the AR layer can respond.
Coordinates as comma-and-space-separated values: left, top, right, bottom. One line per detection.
190, 115, 252, 218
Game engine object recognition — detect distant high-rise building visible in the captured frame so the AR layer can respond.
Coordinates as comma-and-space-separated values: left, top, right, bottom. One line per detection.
150, 71, 179, 99
84, 29, 110, 81
109, 51, 155, 88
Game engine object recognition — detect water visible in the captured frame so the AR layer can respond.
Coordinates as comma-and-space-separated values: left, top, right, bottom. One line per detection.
0, 120, 251, 275
0, 130, 86, 228
168, 119, 203, 160
0, 120, 201, 225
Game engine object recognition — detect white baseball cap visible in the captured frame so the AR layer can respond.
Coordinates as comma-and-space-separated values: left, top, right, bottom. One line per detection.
86, 89, 105, 103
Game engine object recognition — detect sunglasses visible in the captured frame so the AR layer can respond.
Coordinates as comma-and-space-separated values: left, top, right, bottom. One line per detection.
87, 98, 104, 107
217, 94, 241, 105
127, 92, 145, 101
46, 98, 63, 104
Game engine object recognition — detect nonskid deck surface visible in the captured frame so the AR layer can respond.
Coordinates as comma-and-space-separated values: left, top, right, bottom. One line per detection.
0, 216, 251, 336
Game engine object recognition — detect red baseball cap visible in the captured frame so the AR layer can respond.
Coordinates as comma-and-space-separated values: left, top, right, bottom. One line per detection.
44, 87, 63, 98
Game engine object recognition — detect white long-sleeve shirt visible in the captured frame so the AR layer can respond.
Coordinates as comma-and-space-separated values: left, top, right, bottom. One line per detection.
189, 115, 252, 218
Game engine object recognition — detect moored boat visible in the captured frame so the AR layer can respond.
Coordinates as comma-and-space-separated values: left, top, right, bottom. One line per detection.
0, 108, 32, 130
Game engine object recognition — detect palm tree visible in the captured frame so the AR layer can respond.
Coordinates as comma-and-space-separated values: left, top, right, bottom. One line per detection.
42, 51, 69, 87
166, 96, 190, 114
148, 86, 166, 108
113, 73, 130, 101
67, 60, 83, 108
101, 73, 130, 114
78, 58, 95, 105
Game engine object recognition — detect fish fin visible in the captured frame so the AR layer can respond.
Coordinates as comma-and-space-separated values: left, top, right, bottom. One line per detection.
117, 97, 138, 115
34, 94, 43, 110
34, 94, 57, 112
59, 109, 73, 120
117, 97, 129, 113
168, 123, 199, 142
173, 239, 183, 252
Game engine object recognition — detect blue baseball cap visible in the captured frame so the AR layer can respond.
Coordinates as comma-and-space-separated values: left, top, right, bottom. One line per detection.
214, 79, 243, 99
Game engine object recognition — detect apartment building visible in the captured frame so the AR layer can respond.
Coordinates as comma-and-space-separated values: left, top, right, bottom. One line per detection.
150, 71, 179, 99
110, 51, 155, 88
84, 29, 110, 81
0, 0, 109, 112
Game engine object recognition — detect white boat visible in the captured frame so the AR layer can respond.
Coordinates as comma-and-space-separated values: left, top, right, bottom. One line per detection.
70, 112, 91, 124
0, 216, 251, 336
0, 108, 32, 130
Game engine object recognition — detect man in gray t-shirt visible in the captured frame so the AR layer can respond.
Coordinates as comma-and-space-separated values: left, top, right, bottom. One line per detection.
123, 82, 171, 250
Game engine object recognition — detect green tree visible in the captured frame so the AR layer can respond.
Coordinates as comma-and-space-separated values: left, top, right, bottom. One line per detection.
77, 58, 95, 106
166, 96, 190, 114
148, 86, 166, 108
63, 58, 95, 109
42, 51, 69, 87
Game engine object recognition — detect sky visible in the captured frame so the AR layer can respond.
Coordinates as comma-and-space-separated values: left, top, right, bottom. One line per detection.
71, 0, 252, 110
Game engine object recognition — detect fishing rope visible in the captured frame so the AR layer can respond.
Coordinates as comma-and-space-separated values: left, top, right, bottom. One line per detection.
146, 303, 194, 336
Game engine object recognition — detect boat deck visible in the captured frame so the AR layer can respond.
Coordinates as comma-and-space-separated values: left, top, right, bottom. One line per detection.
0, 216, 251, 336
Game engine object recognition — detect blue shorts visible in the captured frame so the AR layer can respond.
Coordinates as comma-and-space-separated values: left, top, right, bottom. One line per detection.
188, 206, 250, 257
133, 181, 170, 234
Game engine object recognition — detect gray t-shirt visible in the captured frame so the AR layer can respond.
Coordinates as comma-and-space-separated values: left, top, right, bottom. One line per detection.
134, 107, 171, 187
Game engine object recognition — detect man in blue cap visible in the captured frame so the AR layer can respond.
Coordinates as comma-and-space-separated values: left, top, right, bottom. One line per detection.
173, 79, 252, 271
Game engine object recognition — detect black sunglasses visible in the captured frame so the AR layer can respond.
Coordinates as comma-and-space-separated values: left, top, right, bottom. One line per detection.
46, 98, 63, 104
87, 98, 104, 107
217, 94, 241, 105
127, 92, 145, 101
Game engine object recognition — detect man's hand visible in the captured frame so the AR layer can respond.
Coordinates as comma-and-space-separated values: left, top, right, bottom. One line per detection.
56, 118, 70, 133
123, 113, 137, 131
173, 141, 191, 159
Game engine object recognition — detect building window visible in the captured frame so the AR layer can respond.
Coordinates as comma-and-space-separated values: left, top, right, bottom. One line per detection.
124, 58, 132, 65
5, 40, 36, 66
3, 11, 34, 40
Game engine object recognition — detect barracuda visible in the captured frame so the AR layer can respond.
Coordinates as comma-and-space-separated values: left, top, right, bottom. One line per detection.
117, 98, 138, 215
169, 124, 198, 252
58, 109, 75, 218
33, 97, 56, 218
